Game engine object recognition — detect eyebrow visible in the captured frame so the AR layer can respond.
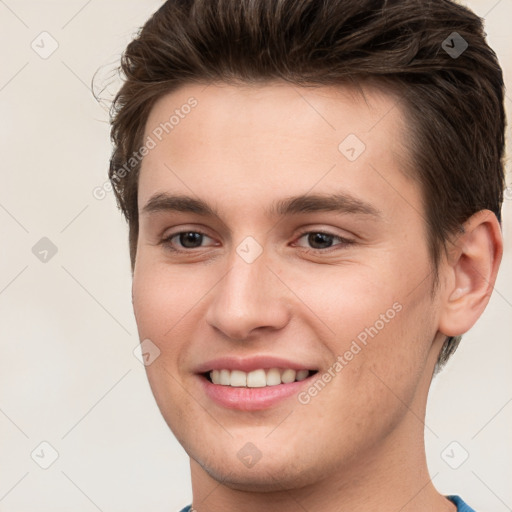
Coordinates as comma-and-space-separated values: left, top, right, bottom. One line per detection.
140, 191, 381, 219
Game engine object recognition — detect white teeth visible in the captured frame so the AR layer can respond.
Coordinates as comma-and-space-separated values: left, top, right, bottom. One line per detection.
219, 369, 230, 385
247, 369, 267, 388
281, 369, 296, 383
266, 368, 281, 386
208, 368, 313, 387
230, 370, 247, 387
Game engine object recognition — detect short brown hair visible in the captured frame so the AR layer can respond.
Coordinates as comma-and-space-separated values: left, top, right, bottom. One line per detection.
108, 0, 506, 368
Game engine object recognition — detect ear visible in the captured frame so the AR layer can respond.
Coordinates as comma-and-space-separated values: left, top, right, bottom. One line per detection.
438, 210, 503, 337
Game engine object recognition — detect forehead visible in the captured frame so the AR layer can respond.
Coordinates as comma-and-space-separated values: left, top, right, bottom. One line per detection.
143, 80, 407, 152
138, 81, 415, 220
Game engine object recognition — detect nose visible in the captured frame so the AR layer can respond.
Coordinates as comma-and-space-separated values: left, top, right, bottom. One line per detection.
205, 245, 291, 341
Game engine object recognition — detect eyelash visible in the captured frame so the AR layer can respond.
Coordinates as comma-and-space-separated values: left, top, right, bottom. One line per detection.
160, 229, 355, 254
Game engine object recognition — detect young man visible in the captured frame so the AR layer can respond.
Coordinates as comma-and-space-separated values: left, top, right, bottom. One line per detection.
108, 0, 505, 510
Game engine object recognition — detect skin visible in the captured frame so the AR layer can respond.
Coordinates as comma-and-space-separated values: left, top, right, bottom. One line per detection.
131, 81, 502, 512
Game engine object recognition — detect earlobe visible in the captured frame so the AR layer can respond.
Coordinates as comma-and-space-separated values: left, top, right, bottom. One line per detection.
438, 210, 503, 337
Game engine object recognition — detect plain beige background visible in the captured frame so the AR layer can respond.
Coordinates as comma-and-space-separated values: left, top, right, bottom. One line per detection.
0, 1, 511, 511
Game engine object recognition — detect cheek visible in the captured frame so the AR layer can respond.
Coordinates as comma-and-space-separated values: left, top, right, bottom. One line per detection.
131, 263, 205, 429
311, 262, 436, 429
332, 286, 436, 423
132, 260, 204, 342
132, 265, 192, 398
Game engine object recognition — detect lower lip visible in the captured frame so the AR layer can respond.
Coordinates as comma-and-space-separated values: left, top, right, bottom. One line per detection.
198, 374, 314, 411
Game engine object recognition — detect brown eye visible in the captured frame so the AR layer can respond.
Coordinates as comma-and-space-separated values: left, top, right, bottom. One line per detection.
176, 232, 204, 248
294, 231, 355, 252
161, 231, 216, 252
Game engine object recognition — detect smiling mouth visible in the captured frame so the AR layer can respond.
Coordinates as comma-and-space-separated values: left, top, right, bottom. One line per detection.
202, 368, 318, 387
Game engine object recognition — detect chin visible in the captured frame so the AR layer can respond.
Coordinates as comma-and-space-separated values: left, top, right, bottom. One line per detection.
193, 448, 330, 493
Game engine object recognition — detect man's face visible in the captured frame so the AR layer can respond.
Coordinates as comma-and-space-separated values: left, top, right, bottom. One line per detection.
133, 82, 446, 490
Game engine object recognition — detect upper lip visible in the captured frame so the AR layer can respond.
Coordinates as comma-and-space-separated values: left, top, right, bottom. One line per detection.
195, 355, 318, 374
